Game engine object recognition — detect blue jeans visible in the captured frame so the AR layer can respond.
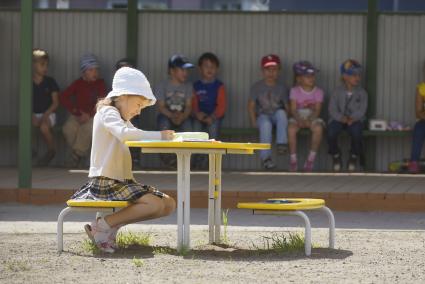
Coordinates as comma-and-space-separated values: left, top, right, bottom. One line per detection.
410, 119, 425, 161
257, 109, 288, 161
327, 120, 364, 157
157, 114, 192, 132
192, 118, 222, 139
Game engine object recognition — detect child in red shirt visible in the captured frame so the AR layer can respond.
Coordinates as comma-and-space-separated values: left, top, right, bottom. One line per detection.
60, 54, 106, 167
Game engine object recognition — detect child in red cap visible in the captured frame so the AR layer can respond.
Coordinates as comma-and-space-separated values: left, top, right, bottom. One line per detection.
248, 54, 289, 170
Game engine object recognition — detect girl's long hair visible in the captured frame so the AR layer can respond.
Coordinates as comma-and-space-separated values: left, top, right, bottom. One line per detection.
96, 97, 115, 111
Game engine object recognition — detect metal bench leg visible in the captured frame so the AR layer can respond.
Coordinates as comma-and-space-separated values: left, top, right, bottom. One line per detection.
320, 206, 335, 249
287, 210, 311, 256
57, 207, 73, 252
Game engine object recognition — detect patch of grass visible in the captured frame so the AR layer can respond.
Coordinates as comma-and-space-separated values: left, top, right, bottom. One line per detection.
252, 232, 305, 254
221, 209, 230, 244
4, 260, 31, 272
116, 231, 151, 248
152, 246, 175, 255
81, 239, 100, 254
132, 257, 144, 267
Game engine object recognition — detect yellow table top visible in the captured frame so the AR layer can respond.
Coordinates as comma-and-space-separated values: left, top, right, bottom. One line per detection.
125, 140, 270, 151
237, 198, 325, 211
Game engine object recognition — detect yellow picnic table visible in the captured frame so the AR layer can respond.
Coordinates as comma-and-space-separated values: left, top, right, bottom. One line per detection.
126, 140, 269, 251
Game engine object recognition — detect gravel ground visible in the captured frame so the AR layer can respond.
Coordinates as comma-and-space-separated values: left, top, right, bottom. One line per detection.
1, 228, 425, 284
1, 205, 425, 283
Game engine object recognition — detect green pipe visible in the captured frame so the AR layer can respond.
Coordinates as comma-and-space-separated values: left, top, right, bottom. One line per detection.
18, 0, 33, 188
127, 0, 138, 65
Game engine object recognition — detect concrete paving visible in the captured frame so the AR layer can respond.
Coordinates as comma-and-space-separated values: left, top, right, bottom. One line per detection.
1, 167, 425, 194
1, 203, 425, 234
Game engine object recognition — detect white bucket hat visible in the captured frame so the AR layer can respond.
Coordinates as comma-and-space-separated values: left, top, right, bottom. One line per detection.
106, 67, 156, 106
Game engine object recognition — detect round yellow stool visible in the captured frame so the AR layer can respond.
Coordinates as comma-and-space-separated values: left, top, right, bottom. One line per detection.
237, 198, 335, 256
57, 199, 130, 252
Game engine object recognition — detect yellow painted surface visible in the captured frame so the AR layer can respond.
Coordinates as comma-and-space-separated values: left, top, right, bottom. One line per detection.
67, 199, 130, 208
237, 198, 325, 211
125, 141, 270, 151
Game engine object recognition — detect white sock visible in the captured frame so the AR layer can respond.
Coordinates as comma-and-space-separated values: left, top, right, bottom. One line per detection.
307, 151, 317, 162
97, 217, 111, 231
290, 154, 297, 162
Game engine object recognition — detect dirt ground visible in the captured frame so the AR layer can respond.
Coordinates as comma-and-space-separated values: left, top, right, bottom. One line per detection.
1, 227, 425, 284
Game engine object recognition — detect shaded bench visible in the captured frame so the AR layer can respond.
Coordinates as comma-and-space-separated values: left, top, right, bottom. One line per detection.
220, 127, 412, 170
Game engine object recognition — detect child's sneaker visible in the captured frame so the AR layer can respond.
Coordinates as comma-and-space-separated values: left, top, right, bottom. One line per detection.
289, 160, 297, 172
347, 154, 358, 172
84, 218, 115, 253
277, 144, 288, 155
332, 154, 342, 172
303, 159, 314, 172
408, 161, 419, 174
263, 158, 276, 170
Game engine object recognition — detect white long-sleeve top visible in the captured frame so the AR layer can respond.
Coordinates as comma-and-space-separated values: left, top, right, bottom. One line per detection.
89, 106, 162, 181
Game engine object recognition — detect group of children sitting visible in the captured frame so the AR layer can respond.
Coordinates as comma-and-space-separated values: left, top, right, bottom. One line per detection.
31, 48, 425, 173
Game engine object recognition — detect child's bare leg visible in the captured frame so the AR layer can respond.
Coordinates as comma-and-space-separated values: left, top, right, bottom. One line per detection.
288, 122, 299, 155
104, 194, 175, 227
32, 115, 41, 127
310, 123, 323, 152
40, 120, 55, 152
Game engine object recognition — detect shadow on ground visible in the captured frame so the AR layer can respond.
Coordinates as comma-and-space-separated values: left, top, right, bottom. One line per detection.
65, 243, 353, 262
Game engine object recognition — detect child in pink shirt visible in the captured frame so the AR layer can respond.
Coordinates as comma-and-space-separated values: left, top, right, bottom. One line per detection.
288, 61, 324, 172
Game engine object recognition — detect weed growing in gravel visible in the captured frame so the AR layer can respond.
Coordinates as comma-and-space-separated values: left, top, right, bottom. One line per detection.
221, 209, 230, 244
152, 247, 174, 255
132, 257, 144, 267
81, 239, 100, 254
251, 232, 305, 253
4, 260, 31, 272
116, 231, 151, 248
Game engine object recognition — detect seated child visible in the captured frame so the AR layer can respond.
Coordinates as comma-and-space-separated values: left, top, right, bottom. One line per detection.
32, 48, 60, 166
71, 67, 176, 253
156, 54, 194, 168
60, 54, 106, 167
248, 54, 289, 170
114, 58, 141, 167
408, 62, 425, 173
288, 61, 324, 172
192, 52, 227, 169
327, 59, 368, 172
192, 52, 226, 139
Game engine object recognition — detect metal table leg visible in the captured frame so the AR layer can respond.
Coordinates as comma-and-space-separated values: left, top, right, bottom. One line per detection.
176, 152, 191, 251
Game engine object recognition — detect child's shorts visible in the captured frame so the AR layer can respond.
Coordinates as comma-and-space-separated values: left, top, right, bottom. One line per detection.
71, 176, 165, 202
288, 117, 325, 127
33, 112, 56, 127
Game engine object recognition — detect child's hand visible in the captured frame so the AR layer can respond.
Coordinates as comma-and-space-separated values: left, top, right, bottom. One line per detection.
204, 116, 214, 126
171, 112, 184, 125
299, 119, 309, 128
347, 117, 354, 125
161, 130, 175, 141
77, 112, 90, 124
196, 112, 207, 121
341, 116, 349, 124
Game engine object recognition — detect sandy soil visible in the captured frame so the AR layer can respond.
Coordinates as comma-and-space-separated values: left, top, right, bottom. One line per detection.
1, 227, 424, 284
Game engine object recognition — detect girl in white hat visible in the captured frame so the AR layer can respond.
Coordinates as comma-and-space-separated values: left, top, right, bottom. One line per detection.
71, 67, 176, 253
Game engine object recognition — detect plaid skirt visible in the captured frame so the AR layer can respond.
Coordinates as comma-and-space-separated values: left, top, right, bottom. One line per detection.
71, 176, 165, 202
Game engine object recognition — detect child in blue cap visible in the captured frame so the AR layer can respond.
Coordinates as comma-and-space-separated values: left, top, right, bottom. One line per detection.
327, 59, 368, 172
